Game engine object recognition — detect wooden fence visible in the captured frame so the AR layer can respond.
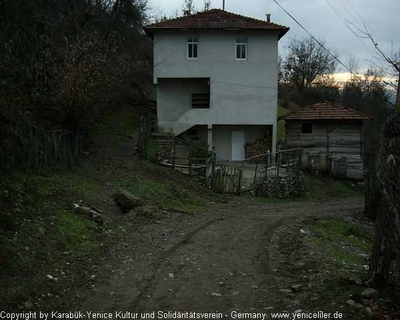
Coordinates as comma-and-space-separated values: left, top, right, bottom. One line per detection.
1, 127, 87, 173
212, 165, 243, 194
142, 132, 217, 186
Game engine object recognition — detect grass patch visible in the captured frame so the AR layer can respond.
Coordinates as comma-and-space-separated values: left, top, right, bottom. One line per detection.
331, 180, 364, 198
90, 108, 139, 149
26, 162, 101, 201
116, 174, 208, 212
277, 105, 290, 142
303, 173, 363, 200
303, 173, 326, 201
303, 218, 373, 300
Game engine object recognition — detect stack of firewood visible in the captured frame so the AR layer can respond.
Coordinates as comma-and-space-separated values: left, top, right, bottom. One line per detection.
245, 137, 271, 159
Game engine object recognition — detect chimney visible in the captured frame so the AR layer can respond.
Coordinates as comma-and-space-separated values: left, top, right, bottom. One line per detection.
266, 13, 271, 23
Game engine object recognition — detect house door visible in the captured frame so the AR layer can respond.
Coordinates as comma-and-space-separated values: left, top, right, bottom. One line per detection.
231, 131, 245, 161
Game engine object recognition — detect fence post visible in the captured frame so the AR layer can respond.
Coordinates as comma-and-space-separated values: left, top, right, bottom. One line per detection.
211, 152, 216, 185
172, 139, 176, 170
254, 160, 258, 184
189, 149, 192, 176
276, 152, 280, 177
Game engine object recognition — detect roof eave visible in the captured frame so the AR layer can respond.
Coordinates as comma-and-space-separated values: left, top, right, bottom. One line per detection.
278, 27, 290, 40
283, 117, 372, 121
143, 26, 290, 39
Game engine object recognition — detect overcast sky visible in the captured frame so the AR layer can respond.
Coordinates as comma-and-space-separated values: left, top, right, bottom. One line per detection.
148, 0, 400, 81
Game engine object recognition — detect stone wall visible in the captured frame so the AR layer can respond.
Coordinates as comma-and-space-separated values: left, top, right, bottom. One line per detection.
254, 171, 305, 198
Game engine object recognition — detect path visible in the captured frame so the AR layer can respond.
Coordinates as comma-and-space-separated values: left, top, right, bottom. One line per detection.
68, 198, 364, 318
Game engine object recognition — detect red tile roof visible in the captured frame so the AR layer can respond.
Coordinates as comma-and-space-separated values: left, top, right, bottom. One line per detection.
144, 9, 289, 39
281, 101, 373, 121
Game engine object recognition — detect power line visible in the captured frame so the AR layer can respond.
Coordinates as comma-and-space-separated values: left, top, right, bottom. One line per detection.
340, 0, 391, 59
211, 80, 277, 90
323, 0, 377, 60
273, 0, 363, 82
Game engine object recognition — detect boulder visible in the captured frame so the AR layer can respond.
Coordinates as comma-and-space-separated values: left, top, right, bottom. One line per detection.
347, 299, 364, 309
361, 288, 379, 299
114, 190, 143, 213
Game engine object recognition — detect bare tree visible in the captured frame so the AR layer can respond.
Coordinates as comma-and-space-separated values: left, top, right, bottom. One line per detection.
353, 26, 400, 292
282, 37, 338, 104
182, 0, 195, 15
203, 0, 211, 11
353, 26, 400, 111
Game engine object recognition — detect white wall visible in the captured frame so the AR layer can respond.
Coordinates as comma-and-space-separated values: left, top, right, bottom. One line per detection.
213, 125, 270, 161
154, 30, 280, 135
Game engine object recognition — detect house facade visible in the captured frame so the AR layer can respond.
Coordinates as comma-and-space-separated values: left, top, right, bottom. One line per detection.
144, 10, 289, 161
281, 101, 372, 180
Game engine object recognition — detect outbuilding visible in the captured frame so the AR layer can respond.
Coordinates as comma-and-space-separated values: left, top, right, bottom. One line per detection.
281, 101, 372, 179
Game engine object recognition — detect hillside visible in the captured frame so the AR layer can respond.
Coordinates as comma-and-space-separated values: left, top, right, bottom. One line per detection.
0, 105, 371, 313
0, 106, 225, 310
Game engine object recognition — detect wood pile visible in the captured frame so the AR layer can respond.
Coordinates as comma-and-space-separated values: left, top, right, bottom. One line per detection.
245, 137, 271, 159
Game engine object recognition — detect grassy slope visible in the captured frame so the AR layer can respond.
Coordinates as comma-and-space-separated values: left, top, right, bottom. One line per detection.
277, 99, 300, 143
302, 218, 373, 301
0, 107, 222, 293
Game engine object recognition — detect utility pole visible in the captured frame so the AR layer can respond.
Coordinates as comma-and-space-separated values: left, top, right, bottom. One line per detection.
222, 0, 225, 10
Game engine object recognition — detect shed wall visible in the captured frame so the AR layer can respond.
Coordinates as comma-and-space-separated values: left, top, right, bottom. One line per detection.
285, 120, 364, 179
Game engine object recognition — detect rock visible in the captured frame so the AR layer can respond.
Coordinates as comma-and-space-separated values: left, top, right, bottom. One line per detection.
279, 289, 293, 294
364, 307, 374, 318
24, 301, 33, 309
135, 206, 160, 218
300, 229, 311, 235
361, 288, 379, 299
291, 284, 303, 293
347, 299, 364, 309
254, 171, 305, 198
89, 210, 104, 225
114, 190, 143, 213
75, 206, 104, 224
46, 275, 54, 280
168, 273, 174, 278
211, 292, 222, 297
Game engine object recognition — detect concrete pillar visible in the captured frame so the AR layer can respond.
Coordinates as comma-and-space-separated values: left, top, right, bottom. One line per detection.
272, 122, 277, 154
207, 124, 213, 150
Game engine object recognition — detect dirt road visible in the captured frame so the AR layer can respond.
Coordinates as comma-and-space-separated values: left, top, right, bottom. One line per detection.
61, 197, 363, 319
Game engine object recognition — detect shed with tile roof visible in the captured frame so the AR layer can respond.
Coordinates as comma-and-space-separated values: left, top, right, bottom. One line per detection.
280, 101, 372, 179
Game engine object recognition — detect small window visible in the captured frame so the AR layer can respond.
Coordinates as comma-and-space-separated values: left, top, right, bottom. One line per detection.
236, 38, 247, 60
302, 123, 313, 134
192, 93, 210, 109
188, 37, 198, 59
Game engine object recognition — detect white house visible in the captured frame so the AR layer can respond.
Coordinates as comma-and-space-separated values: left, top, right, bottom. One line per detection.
144, 9, 289, 161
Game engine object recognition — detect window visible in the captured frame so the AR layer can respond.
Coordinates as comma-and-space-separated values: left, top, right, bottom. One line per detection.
301, 123, 313, 134
188, 37, 198, 59
192, 93, 210, 109
236, 38, 247, 60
